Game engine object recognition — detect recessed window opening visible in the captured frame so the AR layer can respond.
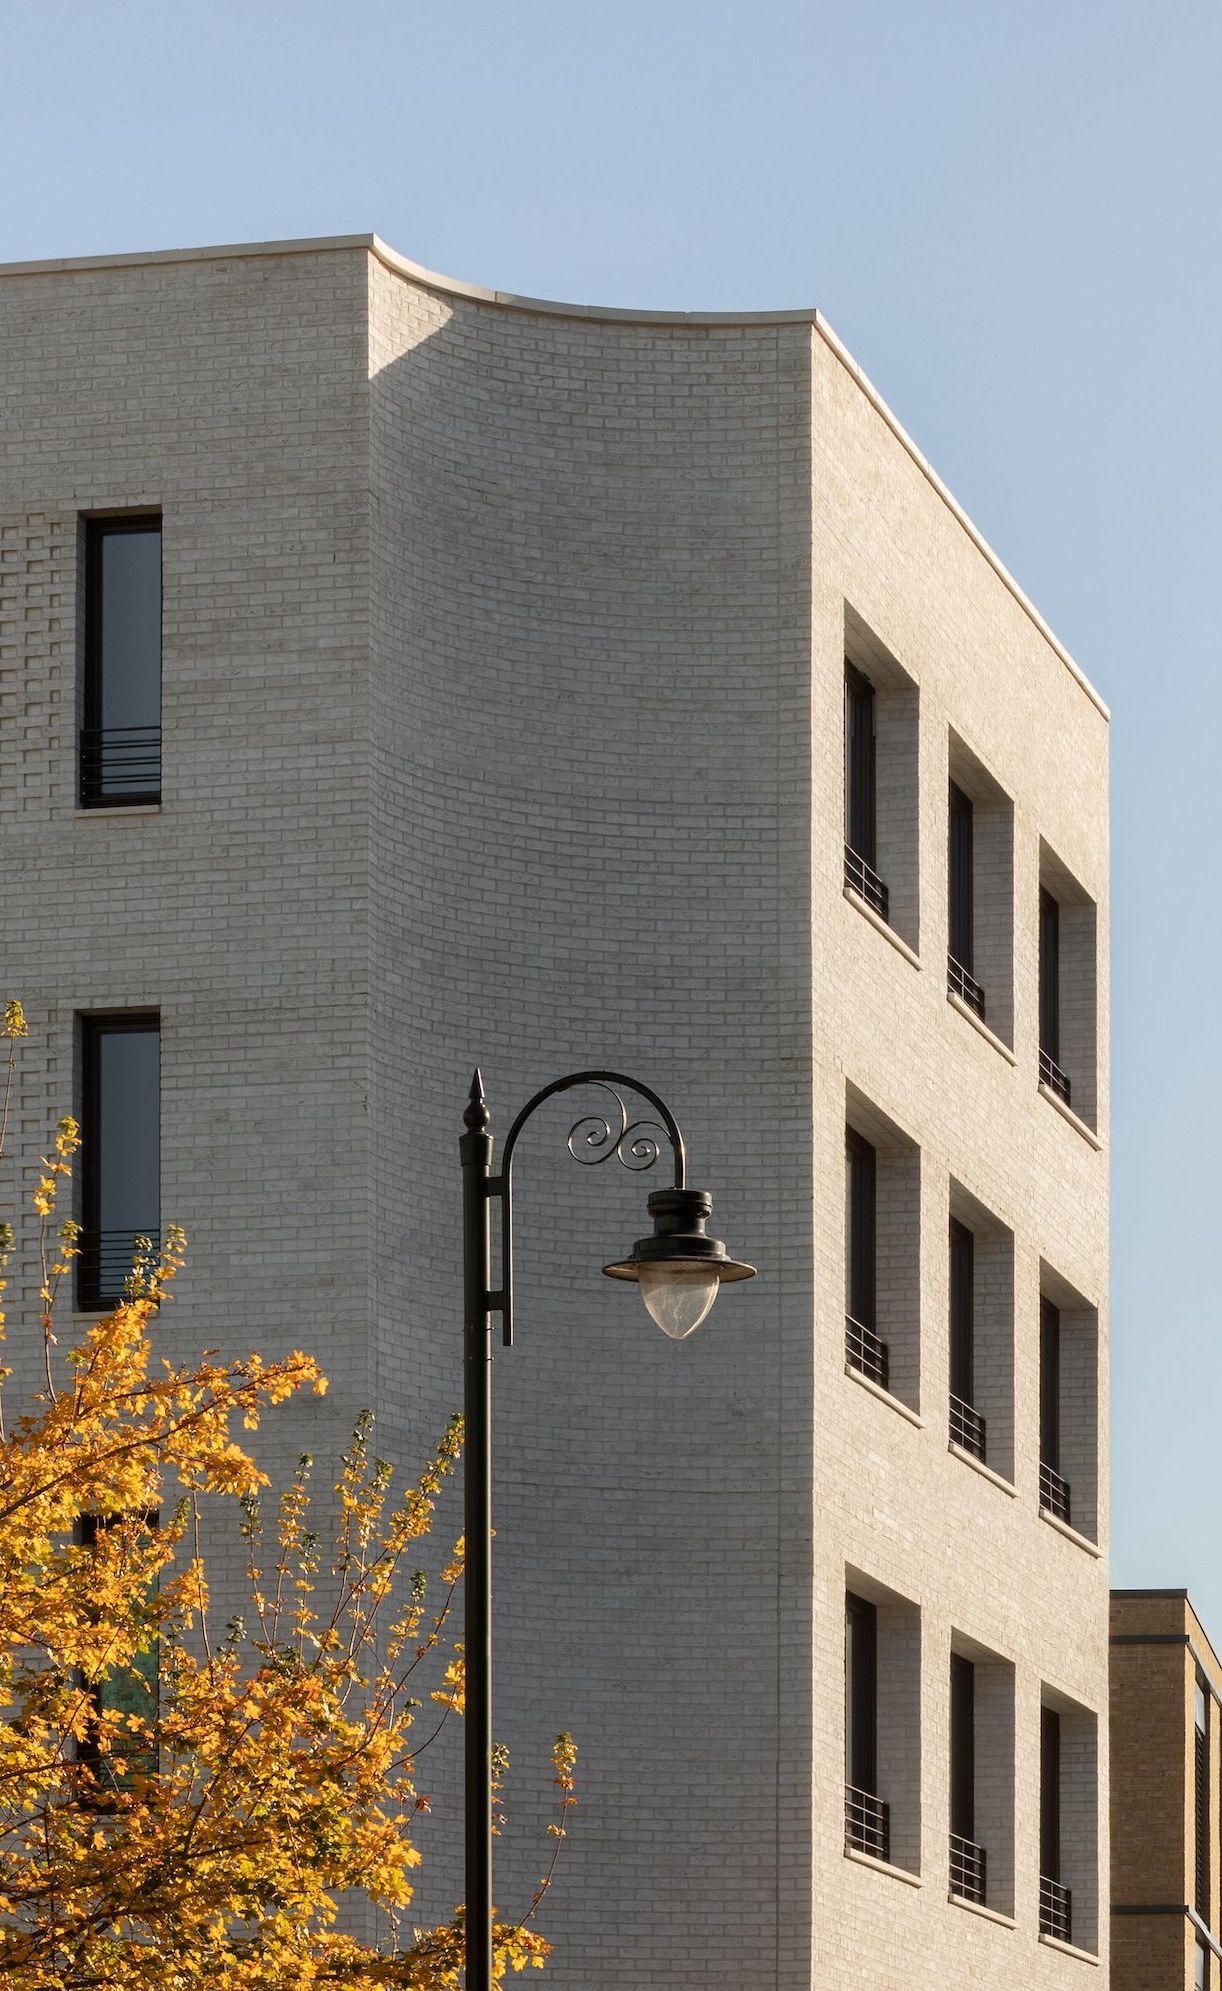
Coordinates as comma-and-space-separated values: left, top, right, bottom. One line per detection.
1039, 1265, 1099, 1543
1038, 842, 1098, 1128
1039, 1690, 1099, 1953
845, 1592, 885, 1860
845, 1089, 921, 1413
950, 1654, 985, 1902
845, 663, 886, 918
950, 1636, 1015, 1916
845, 1573, 922, 1876
78, 1014, 160, 1308
1196, 1677, 1211, 1930
947, 1184, 1014, 1482
948, 783, 982, 1014
844, 608, 920, 950
80, 515, 162, 807
947, 735, 1014, 1045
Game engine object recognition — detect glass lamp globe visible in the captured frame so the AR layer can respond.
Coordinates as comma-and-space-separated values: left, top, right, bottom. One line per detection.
636, 1262, 721, 1339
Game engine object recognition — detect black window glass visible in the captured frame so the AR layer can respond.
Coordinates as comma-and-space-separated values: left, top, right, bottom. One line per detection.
949, 782, 974, 972
81, 1018, 160, 1304
82, 519, 162, 805
93, 528, 161, 729
845, 664, 876, 868
950, 1654, 975, 1841
845, 1592, 878, 1794
1040, 1705, 1061, 1881
846, 1130, 876, 1330
1039, 888, 1060, 1064
1040, 1298, 1061, 1472
950, 1220, 975, 1408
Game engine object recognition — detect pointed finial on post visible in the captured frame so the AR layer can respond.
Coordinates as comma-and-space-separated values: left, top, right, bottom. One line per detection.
464, 1068, 492, 1135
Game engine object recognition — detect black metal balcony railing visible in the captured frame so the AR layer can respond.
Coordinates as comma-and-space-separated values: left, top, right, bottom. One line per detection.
845, 1314, 890, 1392
1039, 1874, 1072, 1943
845, 1784, 890, 1863
844, 846, 890, 921
949, 1831, 987, 1905
949, 1393, 987, 1462
948, 955, 986, 1019
1039, 1460, 1072, 1525
77, 1229, 161, 1308
79, 727, 161, 807
1039, 1048, 1072, 1106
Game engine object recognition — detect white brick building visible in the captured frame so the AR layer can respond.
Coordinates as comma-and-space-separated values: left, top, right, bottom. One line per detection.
0, 236, 1109, 1988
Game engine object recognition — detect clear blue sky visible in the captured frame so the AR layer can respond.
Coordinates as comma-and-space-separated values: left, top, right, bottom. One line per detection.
5, 1, 1220, 1620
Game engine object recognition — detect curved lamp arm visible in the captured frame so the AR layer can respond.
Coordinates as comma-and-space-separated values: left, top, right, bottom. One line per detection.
469, 1068, 687, 1346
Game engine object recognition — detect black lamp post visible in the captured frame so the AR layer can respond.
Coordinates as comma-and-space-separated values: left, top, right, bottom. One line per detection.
459, 1067, 755, 1991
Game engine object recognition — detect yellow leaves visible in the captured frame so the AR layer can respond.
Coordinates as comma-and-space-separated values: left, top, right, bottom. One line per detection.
2, 1000, 27, 1040
0, 1101, 569, 1989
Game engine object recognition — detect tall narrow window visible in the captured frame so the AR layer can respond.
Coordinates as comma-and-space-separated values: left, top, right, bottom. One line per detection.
1039, 1706, 1070, 1940
79, 1016, 160, 1308
948, 782, 984, 1016
845, 1593, 888, 1860
75, 1511, 159, 1794
1039, 1298, 1070, 1523
1196, 1679, 1211, 1933
845, 1130, 887, 1389
1039, 887, 1070, 1102
949, 1220, 984, 1460
844, 663, 888, 919
81, 516, 162, 807
949, 1655, 985, 1902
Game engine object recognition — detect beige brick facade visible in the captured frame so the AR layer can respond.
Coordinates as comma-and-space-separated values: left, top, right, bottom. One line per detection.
0, 236, 1109, 1988
1111, 1592, 1222, 1988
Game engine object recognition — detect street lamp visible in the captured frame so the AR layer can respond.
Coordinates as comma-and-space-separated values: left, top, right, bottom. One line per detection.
459, 1067, 755, 1991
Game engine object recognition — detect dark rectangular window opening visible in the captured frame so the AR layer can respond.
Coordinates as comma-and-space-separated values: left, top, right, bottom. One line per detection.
1196, 1678, 1211, 1926
1039, 1705, 1072, 1942
949, 1219, 985, 1460
845, 662, 889, 920
949, 1654, 986, 1904
845, 1592, 889, 1862
78, 1015, 160, 1308
845, 1128, 888, 1390
81, 516, 162, 807
74, 1511, 159, 1797
1039, 1297, 1071, 1524
1039, 887, 1071, 1103
948, 781, 985, 1017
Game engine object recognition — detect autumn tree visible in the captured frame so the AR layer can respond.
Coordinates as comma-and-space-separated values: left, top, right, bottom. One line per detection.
0, 1001, 573, 1988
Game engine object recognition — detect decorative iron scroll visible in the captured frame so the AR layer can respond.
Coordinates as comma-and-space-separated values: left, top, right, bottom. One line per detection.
566, 1083, 666, 1174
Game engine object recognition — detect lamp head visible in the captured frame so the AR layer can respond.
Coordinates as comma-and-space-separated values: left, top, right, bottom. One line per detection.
602, 1187, 756, 1338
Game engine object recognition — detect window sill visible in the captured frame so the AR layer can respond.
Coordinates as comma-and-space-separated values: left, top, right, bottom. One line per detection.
845, 1364, 923, 1428
1039, 1932, 1098, 1966
73, 804, 161, 820
845, 1846, 921, 1888
947, 991, 1016, 1065
1038, 1082, 1102, 1151
1039, 1507, 1102, 1558
843, 884, 921, 970
948, 1442, 1017, 1497
949, 1894, 1015, 1929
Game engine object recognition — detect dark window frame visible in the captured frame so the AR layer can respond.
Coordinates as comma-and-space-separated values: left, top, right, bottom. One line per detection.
845, 1129, 888, 1390
948, 782, 986, 1017
78, 1012, 161, 1310
844, 662, 890, 919
950, 1653, 975, 1842
74, 1509, 159, 1795
1210, 1672, 1218, 1919
81, 514, 163, 809
949, 1219, 986, 1460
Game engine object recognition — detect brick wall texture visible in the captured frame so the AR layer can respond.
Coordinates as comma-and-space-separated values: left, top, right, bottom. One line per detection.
0, 238, 1110, 1989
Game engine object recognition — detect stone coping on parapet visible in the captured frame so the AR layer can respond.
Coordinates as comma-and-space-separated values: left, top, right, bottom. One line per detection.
0, 232, 1110, 722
